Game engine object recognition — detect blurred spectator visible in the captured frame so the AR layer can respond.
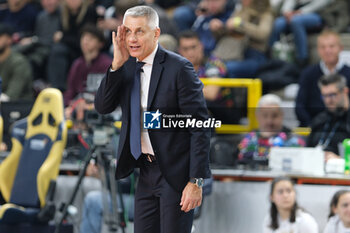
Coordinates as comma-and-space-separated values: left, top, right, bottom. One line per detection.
295, 30, 350, 127
146, 0, 182, 10
191, 0, 234, 55
238, 94, 305, 165
263, 177, 319, 233
158, 34, 177, 52
319, 0, 349, 33
178, 30, 241, 124
15, 0, 61, 81
324, 190, 350, 233
47, 0, 97, 92
269, 0, 332, 67
172, 0, 200, 31
0, 24, 33, 101
216, 0, 273, 78
64, 25, 112, 123
0, 0, 40, 41
307, 73, 350, 160
80, 160, 135, 233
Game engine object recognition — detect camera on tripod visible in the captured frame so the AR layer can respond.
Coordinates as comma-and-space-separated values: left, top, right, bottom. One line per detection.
84, 109, 117, 147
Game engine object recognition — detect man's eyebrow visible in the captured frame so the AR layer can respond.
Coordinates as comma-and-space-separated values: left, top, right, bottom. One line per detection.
123, 26, 143, 31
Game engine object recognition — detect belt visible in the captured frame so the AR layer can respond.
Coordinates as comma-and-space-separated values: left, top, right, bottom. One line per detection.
141, 153, 156, 162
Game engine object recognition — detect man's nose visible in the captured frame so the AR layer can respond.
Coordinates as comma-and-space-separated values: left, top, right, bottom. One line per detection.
128, 34, 138, 42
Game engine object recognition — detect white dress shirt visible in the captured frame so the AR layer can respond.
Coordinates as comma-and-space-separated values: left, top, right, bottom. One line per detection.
137, 44, 158, 155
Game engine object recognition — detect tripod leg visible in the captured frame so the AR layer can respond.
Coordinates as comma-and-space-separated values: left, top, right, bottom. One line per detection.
54, 145, 97, 233
109, 160, 126, 233
97, 151, 118, 232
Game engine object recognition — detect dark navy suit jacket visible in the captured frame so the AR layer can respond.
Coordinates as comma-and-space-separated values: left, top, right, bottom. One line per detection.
94, 46, 211, 192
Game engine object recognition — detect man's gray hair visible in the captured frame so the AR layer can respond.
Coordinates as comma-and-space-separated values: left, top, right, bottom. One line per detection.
257, 94, 282, 108
123, 6, 159, 29
318, 73, 347, 90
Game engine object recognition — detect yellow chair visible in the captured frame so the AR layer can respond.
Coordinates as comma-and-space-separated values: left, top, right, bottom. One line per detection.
0, 88, 67, 224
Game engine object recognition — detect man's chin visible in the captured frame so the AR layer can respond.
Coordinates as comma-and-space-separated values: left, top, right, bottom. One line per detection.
128, 50, 141, 58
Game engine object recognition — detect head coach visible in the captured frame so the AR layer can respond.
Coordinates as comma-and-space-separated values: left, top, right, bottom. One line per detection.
94, 5, 211, 233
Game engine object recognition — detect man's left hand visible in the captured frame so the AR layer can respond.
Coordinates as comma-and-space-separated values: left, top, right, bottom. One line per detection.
180, 182, 202, 212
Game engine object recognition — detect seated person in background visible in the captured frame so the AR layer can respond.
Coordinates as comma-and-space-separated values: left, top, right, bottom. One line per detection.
80, 160, 135, 233
0, 0, 39, 41
178, 30, 240, 124
46, 0, 98, 92
64, 25, 112, 124
220, 0, 273, 79
268, 0, 332, 67
238, 94, 305, 165
191, 0, 234, 55
263, 177, 319, 233
307, 73, 350, 161
15, 0, 61, 83
0, 24, 33, 101
324, 190, 350, 233
295, 30, 350, 127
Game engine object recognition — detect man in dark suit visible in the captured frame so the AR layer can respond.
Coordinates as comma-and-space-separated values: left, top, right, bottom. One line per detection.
94, 6, 211, 233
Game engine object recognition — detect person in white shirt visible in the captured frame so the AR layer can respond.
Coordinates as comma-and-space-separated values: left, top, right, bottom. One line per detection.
263, 176, 319, 233
324, 190, 350, 233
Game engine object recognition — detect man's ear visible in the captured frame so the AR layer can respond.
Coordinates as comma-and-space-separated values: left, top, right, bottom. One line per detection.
155, 27, 161, 39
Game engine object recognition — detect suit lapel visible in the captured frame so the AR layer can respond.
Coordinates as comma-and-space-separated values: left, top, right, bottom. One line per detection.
147, 46, 165, 110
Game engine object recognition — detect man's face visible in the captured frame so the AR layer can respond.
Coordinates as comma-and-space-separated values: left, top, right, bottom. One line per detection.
317, 35, 343, 67
123, 16, 160, 61
178, 37, 203, 68
256, 104, 283, 135
41, 0, 60, 14
0, 34, 11, 55
320, 83, 347, 113
80, 32, 102, 56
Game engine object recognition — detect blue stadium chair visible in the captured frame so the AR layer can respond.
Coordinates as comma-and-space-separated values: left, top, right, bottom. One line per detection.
0, 88, 67, 226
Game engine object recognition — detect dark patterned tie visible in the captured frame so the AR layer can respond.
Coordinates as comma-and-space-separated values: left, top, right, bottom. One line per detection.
130, 62, 145, 160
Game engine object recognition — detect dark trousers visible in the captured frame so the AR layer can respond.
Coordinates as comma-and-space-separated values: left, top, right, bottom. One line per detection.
134, 157, 193, 233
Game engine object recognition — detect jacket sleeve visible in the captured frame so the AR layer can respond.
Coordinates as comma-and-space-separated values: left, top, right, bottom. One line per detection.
94, 66, 126, 114
176, 61, 211, 179
295, 70, 311, 126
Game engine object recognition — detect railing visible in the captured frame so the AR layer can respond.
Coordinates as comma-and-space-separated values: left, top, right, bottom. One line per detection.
113, 77, 311, 136
200, 78, 262, 134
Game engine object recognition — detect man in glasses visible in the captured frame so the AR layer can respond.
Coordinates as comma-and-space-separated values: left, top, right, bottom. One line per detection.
307, 73, 350, 161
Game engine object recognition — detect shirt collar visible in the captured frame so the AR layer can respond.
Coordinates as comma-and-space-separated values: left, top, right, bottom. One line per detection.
320, 59, 344, 75
137, 43, 158, 66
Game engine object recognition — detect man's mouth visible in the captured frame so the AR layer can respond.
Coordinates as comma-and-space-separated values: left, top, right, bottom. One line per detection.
130, 46, 141, 51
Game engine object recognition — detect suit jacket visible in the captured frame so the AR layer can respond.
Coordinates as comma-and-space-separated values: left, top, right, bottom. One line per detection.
94, 46, 211, 192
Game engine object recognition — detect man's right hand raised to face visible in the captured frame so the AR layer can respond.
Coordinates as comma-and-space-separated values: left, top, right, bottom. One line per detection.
111, 25, 130, 70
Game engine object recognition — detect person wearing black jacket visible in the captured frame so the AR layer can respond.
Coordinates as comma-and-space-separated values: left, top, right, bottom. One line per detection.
307, 73, 350, 161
